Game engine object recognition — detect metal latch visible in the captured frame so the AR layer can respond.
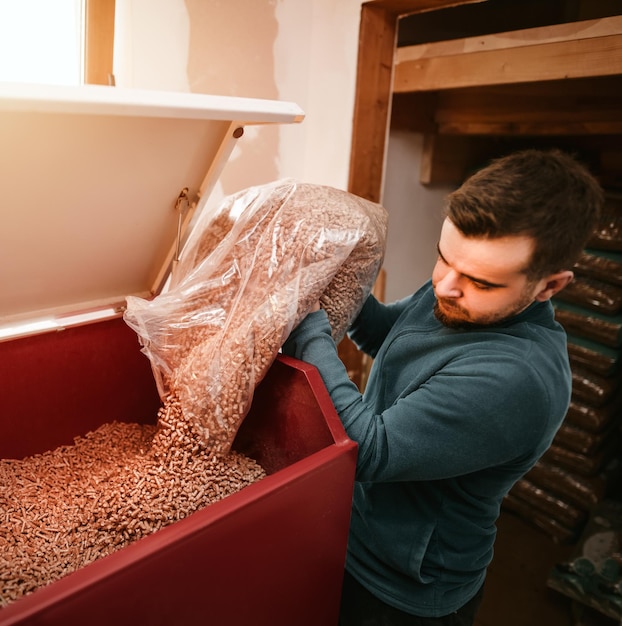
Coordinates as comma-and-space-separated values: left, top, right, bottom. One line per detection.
174, 187, 191, 264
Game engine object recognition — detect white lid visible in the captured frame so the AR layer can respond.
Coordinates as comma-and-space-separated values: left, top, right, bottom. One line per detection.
0, 82, 304, 334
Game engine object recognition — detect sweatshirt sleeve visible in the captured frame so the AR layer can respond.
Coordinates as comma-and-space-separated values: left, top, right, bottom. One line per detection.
283, 310, 562, 484
282, 309, 364, 415
348, 294, 412, 358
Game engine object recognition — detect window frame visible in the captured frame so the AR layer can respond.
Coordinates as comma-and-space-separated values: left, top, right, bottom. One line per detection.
83, 0, 115, 85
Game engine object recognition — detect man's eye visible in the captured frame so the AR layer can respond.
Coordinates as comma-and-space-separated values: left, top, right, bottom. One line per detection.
472, 281, 493, 291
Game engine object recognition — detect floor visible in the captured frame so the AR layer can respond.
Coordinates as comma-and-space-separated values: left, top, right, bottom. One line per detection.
475, 510, 618, 626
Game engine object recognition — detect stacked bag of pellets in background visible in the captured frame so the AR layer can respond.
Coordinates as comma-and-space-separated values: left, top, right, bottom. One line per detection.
503, 190, 622, 545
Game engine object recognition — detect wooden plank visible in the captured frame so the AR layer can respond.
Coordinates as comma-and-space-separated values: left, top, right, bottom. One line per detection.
391, 92, 438, 133
421, 133, 622, 186
389, 83, 622, 136
397, 16, 622, 61
437, 120, 622, 135
434, 77, 622, 110
394, 32, 622, 92
433, 77, 622, 135
84, 0, 116, 86
363, 0, 486, 15
420, 134, 449, 183
420, 134, 496, 184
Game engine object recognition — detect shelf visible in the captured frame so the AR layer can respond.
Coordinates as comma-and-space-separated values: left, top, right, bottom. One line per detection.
388, 15, 622, 185
392, 76, 622, 137
349, 1, 622, 197
394, 16, 622, 92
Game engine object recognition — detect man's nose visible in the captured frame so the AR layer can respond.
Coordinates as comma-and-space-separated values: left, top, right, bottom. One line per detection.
435, 270, 462, 298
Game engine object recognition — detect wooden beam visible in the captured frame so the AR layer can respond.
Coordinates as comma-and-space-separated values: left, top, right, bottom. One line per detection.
391, 92, 439, 133
84, 0, 116, 85
437, 120, 622, 135
432, 77, 622, 136
348, 3, 398, 203
348, 0, 489, 202
394, 18, 622, 92
420, 133, 455, 184
420, 134, 497, 184
397, 16, 622, 61
363, 0, 486, 15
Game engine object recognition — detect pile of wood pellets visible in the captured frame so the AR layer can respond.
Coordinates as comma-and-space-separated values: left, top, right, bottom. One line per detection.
0, 181, 387, 609
0, 399, 266, 608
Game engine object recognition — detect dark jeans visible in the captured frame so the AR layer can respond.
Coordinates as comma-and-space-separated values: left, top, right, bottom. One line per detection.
338, 571, 484, 626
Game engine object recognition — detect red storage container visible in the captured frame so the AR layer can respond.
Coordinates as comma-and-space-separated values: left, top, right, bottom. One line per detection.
0, 83, 357, 625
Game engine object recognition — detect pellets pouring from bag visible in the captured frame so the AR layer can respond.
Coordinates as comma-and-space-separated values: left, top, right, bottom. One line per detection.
124, 179, 388, 456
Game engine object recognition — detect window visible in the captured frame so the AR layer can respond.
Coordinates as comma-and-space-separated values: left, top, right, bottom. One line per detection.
0, 0, 83, 85
0, 0, 114, 86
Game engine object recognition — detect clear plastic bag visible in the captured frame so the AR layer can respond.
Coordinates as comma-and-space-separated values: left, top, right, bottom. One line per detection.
124, 180, 387, 455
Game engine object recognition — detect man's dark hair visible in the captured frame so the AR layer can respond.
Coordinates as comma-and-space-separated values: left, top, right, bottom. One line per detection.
445, 149, 604, 279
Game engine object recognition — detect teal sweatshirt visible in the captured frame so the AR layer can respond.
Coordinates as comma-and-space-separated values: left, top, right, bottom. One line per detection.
282, 280, 570, 617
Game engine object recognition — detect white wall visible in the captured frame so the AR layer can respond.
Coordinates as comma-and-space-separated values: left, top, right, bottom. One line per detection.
113, 0, 362, 196
113, 0, 449, 303
382, 131, 454, 302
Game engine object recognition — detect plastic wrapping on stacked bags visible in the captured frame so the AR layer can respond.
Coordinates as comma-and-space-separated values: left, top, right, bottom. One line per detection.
504, 192, 622, 545
548, 499, 622, 624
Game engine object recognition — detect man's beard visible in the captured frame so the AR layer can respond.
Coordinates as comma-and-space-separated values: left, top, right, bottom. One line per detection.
433, 292, 535, 330
433, 300, 486, 329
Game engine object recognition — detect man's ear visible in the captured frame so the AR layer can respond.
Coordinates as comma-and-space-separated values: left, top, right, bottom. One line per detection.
534, 270, 574, 302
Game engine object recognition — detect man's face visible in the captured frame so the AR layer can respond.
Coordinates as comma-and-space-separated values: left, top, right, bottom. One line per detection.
431, 218, 545, 328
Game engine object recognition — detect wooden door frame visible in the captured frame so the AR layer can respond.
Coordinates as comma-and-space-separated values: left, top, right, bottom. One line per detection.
348, 0, 484, 202
342, 0, 482, 388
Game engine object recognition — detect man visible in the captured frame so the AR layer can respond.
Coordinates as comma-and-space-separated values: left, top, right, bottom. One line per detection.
281, 149, 604, 625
